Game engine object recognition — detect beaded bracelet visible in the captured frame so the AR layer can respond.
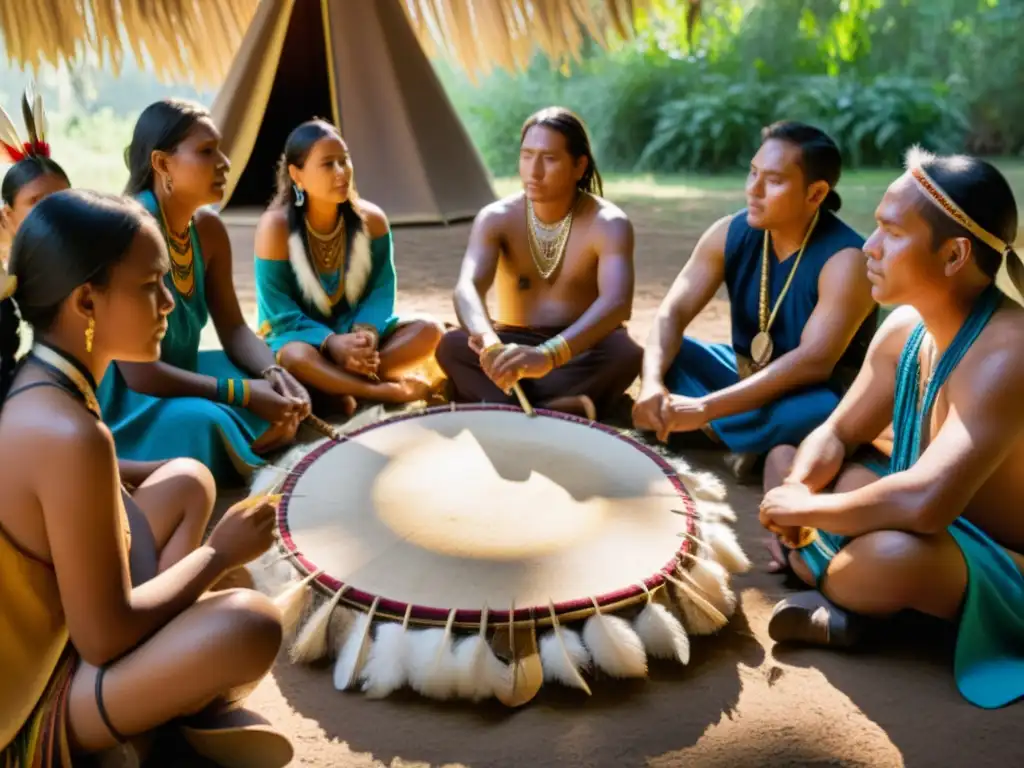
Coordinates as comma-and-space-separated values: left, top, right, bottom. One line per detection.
217, 378, 251, 407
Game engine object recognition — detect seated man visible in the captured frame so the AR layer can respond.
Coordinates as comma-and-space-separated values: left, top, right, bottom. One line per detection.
760, 149, 1024, 710
633, 122, 877, 475
435, 106, 643, 420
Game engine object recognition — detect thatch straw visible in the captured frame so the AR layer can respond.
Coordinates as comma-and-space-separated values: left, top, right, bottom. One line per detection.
0, 0, 259, 88
0, 0, 658, 87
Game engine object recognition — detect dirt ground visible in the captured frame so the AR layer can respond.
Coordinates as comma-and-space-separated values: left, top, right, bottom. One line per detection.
176, 201, 1022, 768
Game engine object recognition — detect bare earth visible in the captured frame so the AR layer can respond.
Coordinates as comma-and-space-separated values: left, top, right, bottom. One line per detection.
181, 201, 1021, 768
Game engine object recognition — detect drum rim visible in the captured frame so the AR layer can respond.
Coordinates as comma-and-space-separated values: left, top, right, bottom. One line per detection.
276, 403, 698, 629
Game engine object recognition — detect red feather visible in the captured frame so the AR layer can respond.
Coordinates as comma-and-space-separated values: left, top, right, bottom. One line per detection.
27, 140, 50, 158
1, 141, 25, 163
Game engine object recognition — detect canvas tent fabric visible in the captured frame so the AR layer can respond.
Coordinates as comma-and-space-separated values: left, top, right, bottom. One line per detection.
211, 0, 496, 224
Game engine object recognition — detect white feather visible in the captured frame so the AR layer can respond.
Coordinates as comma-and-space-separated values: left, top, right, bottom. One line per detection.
685, 470, 727, 502
582, 609, 647, 679
405, 627, 461, 700
687, 556, 736, 618
288, 231, 332, 316
453, 634, 510, 701
361, 622, 409, 698
539, 625, 592, 692
289, 588, 348, 664
703, 522, 752, 574
666, 564, 731, 636
273, 570, 322, 640
633, 601, 690, 664
0, 104, 22, 151
343, 228, 372, 309
332, 599, 377, 690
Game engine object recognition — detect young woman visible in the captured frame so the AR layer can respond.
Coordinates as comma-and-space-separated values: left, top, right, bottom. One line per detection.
254, 119, 443, 410
0, 189, 291, 767
1, 90, 72, 259
97, 99, 313, 484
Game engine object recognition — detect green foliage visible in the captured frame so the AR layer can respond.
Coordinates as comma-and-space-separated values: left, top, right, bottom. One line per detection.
442, 0, 1024, 178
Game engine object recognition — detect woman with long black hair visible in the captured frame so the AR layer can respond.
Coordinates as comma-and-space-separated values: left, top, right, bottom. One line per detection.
254, 119, 443, 410
97, 99, 313, 484
0, 189, 291, 767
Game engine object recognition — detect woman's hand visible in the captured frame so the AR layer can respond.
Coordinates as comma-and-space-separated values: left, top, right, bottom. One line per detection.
262, 365, 311, 420
325, 333, 380, 378
206, 495, 278, 569
246, 379, 301, 425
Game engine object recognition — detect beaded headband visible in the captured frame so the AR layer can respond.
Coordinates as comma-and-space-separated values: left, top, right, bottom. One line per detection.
905, 152, 1010, 256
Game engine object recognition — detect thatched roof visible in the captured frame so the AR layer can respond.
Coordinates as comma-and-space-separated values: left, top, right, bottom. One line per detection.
0, 0, 656, 87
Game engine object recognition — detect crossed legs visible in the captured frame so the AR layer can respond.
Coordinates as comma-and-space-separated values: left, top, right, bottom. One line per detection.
67, 459, 284, 756
277, 318, 444, 407
762, 445, 969, 638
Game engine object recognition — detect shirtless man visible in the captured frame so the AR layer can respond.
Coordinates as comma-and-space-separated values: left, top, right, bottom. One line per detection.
760, 149, 1024, 709
435, 107, 642, 420
633, 122, 876, 477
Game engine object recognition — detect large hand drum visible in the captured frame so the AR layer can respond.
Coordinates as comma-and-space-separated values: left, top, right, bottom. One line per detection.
268, 404, 749, 705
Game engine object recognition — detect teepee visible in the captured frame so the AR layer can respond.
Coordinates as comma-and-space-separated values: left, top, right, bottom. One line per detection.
1, 0, 659, 223
211, 0, 494, 224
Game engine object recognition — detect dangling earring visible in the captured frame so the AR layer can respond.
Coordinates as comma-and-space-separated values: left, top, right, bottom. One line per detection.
293, 184, 305, 207
164, 175, 173, 195
85, 317, 95, 354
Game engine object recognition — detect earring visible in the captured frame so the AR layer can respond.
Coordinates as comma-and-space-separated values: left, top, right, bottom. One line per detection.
293, 184, 305, 207
164, 175, 173, 195
85, 317, 95, 354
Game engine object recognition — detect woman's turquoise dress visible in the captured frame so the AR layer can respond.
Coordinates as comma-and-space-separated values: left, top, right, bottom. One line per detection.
96, 191, 270, 483
254, 218, 399, 355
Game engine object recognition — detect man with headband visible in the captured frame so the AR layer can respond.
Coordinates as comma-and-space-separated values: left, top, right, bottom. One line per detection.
760, 147, 1024, 709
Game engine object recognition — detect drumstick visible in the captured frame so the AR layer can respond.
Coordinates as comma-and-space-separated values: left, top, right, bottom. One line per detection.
304, 412, 342, 441
512, 382, 535, 416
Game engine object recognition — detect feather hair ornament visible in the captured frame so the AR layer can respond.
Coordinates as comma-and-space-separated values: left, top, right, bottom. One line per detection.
0, 86, 50, 164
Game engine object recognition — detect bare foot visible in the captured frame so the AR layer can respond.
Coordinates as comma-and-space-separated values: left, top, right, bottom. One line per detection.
765, 535, 791, 574
251, 421, 296, 455
373, 377, 432, 404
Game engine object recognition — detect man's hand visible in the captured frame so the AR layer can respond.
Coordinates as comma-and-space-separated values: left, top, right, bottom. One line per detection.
489, 344, 553, 393
657, 394, 709, 442
759, 481, 814, 535
632, 383, 668, 433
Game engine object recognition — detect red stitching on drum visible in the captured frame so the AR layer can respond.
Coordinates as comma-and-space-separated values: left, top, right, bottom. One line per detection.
275, 404, 699, 623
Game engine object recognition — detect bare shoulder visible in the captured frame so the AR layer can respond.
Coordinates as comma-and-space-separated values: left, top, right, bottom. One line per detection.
588, 195, 632, 240
472, 194, 522, 235
967, 300, 1024, 386
819, 246, 872, 295
193, 206, 229, 241
866, 304, 920, 362
355, 199, 390, 238
3, 387, 115, 474
254, 207, 291, 261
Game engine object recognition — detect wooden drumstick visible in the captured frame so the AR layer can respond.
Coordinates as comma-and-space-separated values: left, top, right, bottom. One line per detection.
512, 382, 535, 416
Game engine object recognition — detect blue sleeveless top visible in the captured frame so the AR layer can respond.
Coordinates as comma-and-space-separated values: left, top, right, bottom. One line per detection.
724, 209, 875, 378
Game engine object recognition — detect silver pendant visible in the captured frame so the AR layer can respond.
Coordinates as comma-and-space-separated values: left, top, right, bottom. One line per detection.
751, 331, 774, 368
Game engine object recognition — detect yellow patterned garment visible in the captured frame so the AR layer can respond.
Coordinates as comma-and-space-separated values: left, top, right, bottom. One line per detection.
0, 525, 76, 767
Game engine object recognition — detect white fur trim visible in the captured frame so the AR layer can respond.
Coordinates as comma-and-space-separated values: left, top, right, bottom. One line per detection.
344, 228, 372, 309
288, 231, 332, 317
286, 223, 373, 318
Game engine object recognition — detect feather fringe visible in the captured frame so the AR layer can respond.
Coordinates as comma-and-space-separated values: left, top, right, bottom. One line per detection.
333, 597, 379, 691
664, 566, 730, 636
633, 600, 690, 665
273, 569, 324, 640
361, 620, 409, 698
453, 606, 510, 701
539, 601, 591, 693
582, 598, 647, 679
289, 587, 350, 664
406, 610, 462, 701
703, 521, 752, 574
